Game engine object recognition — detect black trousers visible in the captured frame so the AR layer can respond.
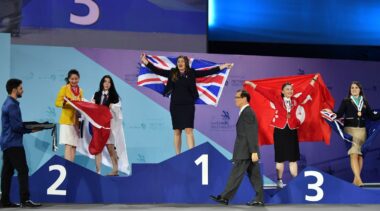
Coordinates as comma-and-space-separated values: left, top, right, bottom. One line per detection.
221, 159, 263, 202
1, 147, 30, 204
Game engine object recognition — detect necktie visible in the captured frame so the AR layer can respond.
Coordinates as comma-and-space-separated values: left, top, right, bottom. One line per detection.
101, 94, 108, 105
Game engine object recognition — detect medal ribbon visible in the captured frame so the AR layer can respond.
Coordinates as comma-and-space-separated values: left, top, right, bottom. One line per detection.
351, 95, 363, 112
283, 97, 292, 113
70, 85, 81, 100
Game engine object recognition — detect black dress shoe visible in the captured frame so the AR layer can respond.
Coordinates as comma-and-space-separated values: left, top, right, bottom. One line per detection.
210, 195, 228, 205
2, 202, 20, 208
20, 200, 42, 208
246, 201, 265, 206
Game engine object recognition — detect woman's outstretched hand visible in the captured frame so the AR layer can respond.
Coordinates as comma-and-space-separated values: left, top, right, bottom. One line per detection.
141, 53, 149, 65
219, 63, 234, 70
310, 73, 319, 86
244, 80, 256, 89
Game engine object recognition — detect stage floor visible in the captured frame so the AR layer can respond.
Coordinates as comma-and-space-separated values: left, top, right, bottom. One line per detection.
3, 204, 378, 211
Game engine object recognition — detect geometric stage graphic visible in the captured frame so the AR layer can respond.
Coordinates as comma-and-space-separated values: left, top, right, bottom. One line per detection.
10, 143, 380, 204
2, 34, 380, 205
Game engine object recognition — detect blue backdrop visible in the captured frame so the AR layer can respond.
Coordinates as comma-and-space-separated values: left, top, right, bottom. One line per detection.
209, 0, 380, 46
21, 0, 206, 34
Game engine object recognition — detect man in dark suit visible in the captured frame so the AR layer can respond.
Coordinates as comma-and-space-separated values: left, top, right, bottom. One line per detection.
210, 89, 264, 206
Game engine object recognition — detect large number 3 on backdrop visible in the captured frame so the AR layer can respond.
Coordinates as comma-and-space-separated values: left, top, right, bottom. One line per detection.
70, 0, 100, 25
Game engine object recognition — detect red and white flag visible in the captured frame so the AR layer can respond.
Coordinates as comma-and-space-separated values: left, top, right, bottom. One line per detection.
65, 98, 112, 155
66, 98, 131, 175
244, 73, 335, 146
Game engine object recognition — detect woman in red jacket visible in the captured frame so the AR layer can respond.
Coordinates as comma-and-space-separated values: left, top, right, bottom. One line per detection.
245, 74, 318, 188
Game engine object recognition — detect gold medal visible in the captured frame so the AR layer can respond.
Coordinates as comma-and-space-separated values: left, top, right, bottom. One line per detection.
357, 111, 362, 117
286, 112, 291, 119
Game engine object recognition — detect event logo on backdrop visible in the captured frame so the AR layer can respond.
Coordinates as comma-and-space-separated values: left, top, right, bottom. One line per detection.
210, 110, 234, 131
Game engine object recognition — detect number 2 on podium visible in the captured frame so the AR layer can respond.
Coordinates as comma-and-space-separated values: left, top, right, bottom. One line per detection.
47, 165, 67, 196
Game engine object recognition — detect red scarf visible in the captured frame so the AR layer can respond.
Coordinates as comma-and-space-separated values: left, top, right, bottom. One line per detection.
70, 85, 80, 97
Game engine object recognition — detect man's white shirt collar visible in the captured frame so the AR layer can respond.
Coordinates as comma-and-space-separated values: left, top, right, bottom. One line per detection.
239, 104, 250, 116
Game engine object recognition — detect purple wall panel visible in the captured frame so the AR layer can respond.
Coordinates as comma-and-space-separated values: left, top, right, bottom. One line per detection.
78, 48, 380, 182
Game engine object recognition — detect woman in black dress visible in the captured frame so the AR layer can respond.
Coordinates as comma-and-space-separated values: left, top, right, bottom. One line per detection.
141, 54, 233, 154
331, 81, 380, 186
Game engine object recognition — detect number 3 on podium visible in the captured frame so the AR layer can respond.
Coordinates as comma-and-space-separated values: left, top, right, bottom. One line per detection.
304, 171, 324, 202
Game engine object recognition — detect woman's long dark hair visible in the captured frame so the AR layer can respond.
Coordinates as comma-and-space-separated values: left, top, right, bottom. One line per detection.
65, 69, 80, 84
172, 55, 191, 82
281, 82, 292, 98
97, 75, 120, 105
346, 81, 366, 100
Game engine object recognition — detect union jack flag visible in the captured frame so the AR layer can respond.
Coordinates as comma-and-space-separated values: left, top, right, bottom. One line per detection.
137, 55, 231, 106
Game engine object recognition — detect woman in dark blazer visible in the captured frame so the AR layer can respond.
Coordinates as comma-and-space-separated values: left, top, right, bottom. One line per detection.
332, 81, 380, 186
141, 54, 233, 154
245, 74, 318, 188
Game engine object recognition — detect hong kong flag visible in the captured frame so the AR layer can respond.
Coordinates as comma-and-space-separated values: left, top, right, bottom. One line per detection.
244, 73, 334, 146
65, 98, 112, 155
